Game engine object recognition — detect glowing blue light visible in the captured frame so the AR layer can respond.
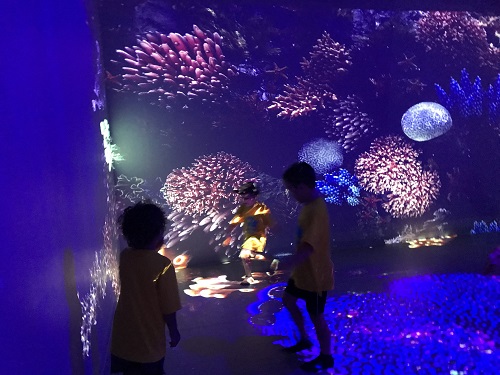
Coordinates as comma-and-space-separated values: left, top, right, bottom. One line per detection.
248, 274, 500, 373
316, 168, 361, 205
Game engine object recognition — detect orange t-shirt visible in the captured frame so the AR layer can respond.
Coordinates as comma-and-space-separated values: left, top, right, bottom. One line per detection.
111, 249, 181, 363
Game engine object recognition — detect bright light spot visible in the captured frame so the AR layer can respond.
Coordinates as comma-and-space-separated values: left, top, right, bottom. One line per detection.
100, 119, 123, 171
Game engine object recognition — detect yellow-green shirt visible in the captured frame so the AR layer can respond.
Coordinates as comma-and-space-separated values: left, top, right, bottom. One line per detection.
291, 197, 334, 292
111, 249, 181, 363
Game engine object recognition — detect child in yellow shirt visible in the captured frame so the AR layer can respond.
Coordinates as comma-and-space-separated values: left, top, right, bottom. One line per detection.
223, 182, 278, 285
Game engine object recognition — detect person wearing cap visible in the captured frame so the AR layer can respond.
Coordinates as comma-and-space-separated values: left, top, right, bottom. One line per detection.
223, 182, 278, 285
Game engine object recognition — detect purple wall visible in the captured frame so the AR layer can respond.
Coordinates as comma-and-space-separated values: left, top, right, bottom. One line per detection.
0, 1, 115, 374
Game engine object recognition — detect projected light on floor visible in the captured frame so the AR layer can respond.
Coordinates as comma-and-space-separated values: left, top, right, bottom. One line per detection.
184, 275, 258, 298
406, 234, 457, 248
248, 274, 500, 374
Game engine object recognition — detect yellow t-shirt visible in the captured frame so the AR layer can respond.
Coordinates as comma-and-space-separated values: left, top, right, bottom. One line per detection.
111, 249, 181, 363
230, 202, 273, 247
291, 197, 334, 292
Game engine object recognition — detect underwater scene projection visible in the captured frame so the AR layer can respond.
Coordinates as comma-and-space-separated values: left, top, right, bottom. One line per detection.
98, 1, 500, 265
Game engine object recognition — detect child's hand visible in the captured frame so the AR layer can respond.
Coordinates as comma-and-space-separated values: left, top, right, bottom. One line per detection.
222, 236, 231, 247
169, 328, 181, 347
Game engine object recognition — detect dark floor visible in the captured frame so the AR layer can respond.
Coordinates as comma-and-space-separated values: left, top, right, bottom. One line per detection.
163, 234, 500, 375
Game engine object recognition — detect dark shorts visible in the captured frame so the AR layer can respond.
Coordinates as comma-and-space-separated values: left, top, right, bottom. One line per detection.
285, 278, 327, 315
111, 354, 164, 375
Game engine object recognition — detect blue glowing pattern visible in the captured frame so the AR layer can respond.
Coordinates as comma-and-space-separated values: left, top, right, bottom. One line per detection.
470, 220, 500, 235
487, 74, 500, 126
316, 168, 361, 205
248, 274, 500, 374
435, 69, 483, 118
401, 102, 452, 141
298, 138, 343, 174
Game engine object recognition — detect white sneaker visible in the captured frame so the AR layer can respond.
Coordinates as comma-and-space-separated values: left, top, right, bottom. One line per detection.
267, 259, 279, 276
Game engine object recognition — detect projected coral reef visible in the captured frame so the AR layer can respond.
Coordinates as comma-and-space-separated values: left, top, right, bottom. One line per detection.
112, 25, 238, 107
321, 95, 376, 152
354, 135, 440, 218
101, 4, 500, 251
416, 11, 497, 73
162, 151, 256, 217
268, 32, 349, 118
298, 138, 343, 174
316, 169, 361, 206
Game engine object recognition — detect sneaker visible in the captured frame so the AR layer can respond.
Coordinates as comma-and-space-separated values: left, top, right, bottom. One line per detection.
300, 354, 334, 372
283, 339, 313, 353
266, 259, 280, 276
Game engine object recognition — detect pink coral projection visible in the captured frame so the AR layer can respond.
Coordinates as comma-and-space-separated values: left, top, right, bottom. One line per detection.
416, 12, 498, 72
162, 152, 257, 254
301, 32, 352, 85
268, 32, 351, 119
112, 25, 238, 106
268, 77, 337, 118
163, 152, 256, 217
354, 135, 440, 218
321, 95, 376, 152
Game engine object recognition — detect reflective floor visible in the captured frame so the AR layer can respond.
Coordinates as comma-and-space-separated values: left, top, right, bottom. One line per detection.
164, 234, 499, 375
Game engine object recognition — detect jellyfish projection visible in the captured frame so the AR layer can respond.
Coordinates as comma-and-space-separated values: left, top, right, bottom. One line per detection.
354, 135, 440, 218
401, 102, 452, 141
316, 169, 361, 206
162, 152, 257, 253
298, 138, 343, 174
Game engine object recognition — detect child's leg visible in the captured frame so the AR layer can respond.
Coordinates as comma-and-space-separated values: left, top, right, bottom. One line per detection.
309, 312, 331, 355
239, 249, 253, 277
283, 291, 307, 340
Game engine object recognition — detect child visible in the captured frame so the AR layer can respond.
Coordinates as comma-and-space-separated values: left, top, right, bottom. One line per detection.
111, 202, 181, 375
223, 181, 278, 286
281, 162, 334, 373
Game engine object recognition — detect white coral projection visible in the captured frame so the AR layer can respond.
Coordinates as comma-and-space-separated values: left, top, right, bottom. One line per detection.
354, 135, 440, 218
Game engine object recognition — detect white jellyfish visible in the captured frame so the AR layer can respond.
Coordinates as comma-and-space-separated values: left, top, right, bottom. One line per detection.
401, 102, 453, 142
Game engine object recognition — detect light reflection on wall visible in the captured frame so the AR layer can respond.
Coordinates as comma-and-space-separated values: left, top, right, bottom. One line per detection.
248, 274, 500, 373
78, 164, 120, 356
78, 55, 121, 355
100, 119, 123, 172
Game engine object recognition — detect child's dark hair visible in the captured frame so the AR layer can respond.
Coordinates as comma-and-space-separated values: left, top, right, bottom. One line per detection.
234, 181, 260, 196
282, 162, 316, 188
118, 202, 166, 249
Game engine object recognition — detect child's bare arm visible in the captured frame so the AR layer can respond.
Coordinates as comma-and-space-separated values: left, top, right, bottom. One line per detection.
164, 312, 180, 347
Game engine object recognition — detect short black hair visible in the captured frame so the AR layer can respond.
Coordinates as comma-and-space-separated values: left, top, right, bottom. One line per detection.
282, 162, 316, 188
118, 202, 166, 249
234, 181, 259, 196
